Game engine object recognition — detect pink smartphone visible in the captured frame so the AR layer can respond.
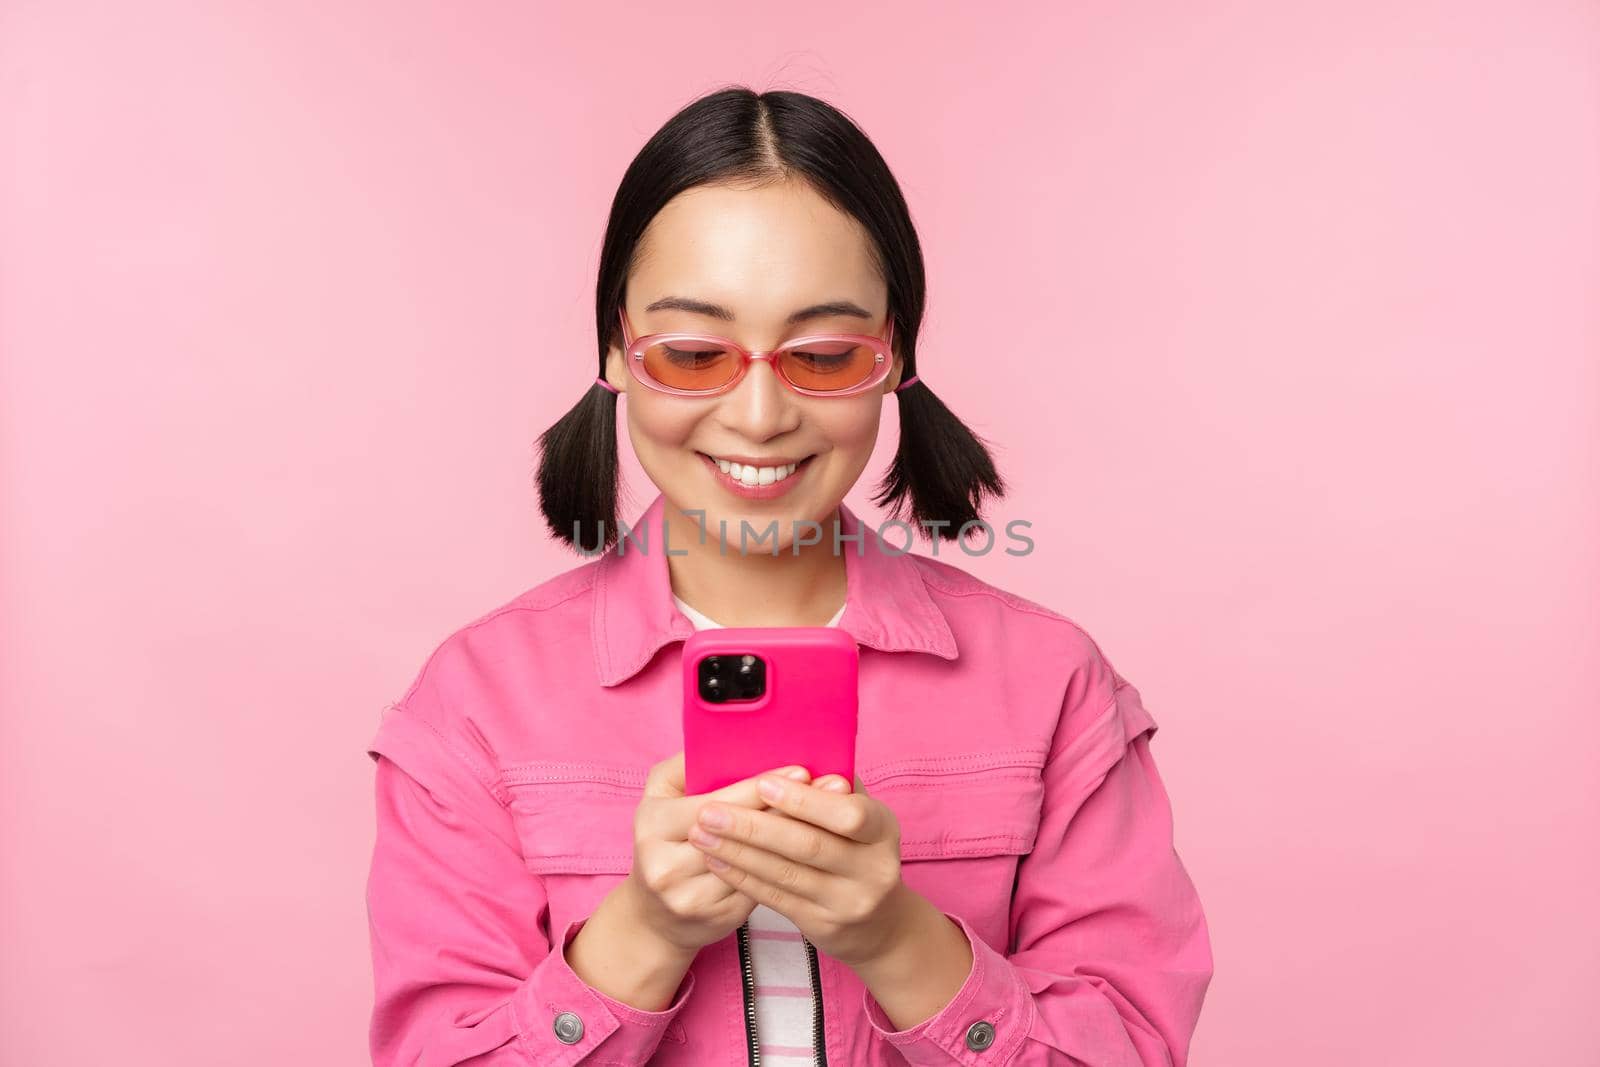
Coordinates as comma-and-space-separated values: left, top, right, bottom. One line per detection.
682, 626, 859, 795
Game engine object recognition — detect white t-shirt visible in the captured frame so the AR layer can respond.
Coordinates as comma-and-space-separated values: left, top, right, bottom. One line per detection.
673, 593, 843, 1066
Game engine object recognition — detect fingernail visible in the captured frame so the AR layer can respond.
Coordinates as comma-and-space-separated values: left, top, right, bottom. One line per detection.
699, 806, 729, 829
757, 778, 784, 802
824, 779, 849, 793
781, 767, 809, 781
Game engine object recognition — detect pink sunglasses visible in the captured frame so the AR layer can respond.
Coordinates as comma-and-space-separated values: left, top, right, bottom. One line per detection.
615, 306, 896, 398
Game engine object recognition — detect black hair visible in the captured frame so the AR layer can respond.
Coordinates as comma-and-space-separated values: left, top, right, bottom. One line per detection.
536, 85, 1005, 552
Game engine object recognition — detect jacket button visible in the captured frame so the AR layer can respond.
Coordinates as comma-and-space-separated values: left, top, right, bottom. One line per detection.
965, 1020, 996, 1051
553, 1010, 584, 1044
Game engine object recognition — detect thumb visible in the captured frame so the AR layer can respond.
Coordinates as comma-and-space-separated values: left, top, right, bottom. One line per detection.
645, 752, 686, 798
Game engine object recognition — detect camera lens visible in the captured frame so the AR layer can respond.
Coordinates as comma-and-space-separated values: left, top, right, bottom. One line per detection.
697, 651, 765, 702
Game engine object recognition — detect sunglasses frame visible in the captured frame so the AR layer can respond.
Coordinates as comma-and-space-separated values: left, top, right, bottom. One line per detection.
616, 306, 897, 398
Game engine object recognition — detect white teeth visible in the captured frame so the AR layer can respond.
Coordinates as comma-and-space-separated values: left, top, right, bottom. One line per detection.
710, 456, 803, 485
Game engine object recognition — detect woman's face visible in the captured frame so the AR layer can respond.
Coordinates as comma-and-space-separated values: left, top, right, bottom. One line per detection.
604, 179, 902, 551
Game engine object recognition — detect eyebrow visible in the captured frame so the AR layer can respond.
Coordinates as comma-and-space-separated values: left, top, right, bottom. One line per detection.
643, 296, 874, 325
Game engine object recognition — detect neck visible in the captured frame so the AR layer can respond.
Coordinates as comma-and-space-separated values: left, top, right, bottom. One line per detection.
662, 501, 847, 628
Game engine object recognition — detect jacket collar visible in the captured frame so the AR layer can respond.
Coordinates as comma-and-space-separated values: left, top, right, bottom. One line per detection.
591, 491, 959, 686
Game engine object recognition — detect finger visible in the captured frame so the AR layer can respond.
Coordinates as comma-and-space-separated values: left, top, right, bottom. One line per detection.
644, 752, 686, 798
814, 774, 851, 794
751, 774, 882, 843
648, 860, 755, 917
690, 804, 849, 874
703, 764, 812, 806
637, 841, 761, 913
686, 867, 747, 907
663, 764, 811, 837
700, 836, 827, 916
644, 754, 809, 800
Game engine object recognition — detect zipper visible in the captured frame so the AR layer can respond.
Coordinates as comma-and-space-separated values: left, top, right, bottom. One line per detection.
737, 921, 761, 1067
804, 936, 828, 1066
737, 921, 828, 1066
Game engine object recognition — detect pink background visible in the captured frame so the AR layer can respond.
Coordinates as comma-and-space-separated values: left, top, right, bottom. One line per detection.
3, 2, 1596, 1064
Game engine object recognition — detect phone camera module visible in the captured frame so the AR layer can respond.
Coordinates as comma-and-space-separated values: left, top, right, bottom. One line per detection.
698, 652, 766, 703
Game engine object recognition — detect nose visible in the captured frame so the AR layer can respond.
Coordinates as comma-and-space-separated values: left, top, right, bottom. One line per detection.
718, 357, 798, 441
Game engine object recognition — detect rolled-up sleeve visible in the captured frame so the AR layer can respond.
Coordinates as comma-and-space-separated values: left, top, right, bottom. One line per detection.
863, 663, 1214, 1065
366, 703, 694, 1066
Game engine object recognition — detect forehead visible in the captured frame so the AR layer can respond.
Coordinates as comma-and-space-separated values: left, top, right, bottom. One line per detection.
631, 181, 885, 318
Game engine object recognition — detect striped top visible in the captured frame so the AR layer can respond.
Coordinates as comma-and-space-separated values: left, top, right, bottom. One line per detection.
673, 593, 845, 1066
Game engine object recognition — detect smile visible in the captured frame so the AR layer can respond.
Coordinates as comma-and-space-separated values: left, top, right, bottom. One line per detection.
697, 452, 815, 499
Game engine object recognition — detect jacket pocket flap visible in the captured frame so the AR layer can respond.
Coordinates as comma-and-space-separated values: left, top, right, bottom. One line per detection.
867, 749, 1047, 860
503, 764, 641, 875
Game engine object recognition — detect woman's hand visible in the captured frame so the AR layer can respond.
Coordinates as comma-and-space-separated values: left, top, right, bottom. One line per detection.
687, 771, 914, 968
618, 751, 813, 956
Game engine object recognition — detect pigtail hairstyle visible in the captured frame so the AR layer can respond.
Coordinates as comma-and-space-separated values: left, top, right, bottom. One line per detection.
534, 382, 619, 554
535, 85, 1006, 552
875, 374, 1005, 538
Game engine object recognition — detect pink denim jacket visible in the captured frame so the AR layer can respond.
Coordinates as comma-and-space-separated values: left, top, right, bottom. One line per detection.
365, 492, 1213, 1065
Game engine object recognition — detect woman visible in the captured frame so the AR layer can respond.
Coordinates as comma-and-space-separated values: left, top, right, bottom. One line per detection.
365, 86, 1213, 1066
